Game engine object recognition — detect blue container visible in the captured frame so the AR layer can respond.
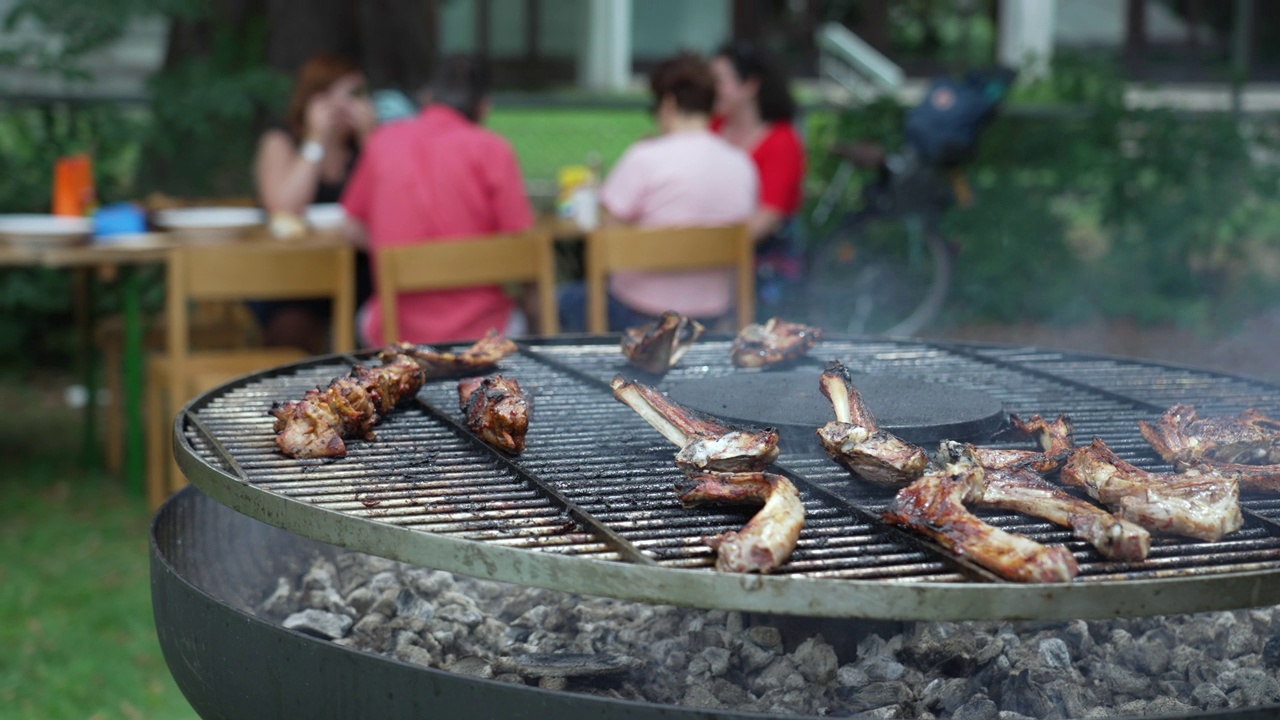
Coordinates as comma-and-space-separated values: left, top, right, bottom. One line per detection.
93, 202, 147, 239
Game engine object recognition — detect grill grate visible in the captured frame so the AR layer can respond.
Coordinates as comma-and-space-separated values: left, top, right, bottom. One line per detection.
185, 337, 1280, 588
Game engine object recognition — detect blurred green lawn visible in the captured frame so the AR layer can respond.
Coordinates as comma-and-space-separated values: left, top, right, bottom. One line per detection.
0, 377, 198, 720
490, 107, 653, 177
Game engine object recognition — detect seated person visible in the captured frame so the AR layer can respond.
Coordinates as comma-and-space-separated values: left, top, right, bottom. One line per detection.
710, 41, 806, 315
559, 53, 758, 332
341, 54, 535, 346
252, 53, 377, 353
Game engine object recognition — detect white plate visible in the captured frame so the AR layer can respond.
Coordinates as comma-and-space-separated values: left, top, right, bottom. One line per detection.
305, 203, 347, 229
154, 207, 264, 240
0, 214, 93, 247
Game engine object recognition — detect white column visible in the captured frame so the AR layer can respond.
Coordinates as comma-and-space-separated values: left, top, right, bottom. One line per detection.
578, 0, 633, 91
998, 0, 1057, 80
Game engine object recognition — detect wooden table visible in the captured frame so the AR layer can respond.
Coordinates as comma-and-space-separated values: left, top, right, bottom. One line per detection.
0, 229, 352, 496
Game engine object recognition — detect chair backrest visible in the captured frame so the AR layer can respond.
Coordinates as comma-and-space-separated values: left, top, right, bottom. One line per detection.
165, 240, 357, 363
584, 224, 754, 333
376, 229, 558, 344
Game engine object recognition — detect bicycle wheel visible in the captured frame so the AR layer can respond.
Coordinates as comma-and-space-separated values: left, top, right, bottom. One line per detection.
803, 212, 953, 338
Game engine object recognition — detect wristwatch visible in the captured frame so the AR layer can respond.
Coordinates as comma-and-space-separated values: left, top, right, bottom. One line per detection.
301, 140, 325, 164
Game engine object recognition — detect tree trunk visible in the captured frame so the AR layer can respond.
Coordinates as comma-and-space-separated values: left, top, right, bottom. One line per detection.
266, 0, 360, 74
355, 0, 439, 92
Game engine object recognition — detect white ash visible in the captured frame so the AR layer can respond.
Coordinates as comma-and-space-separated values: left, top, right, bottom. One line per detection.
263, 551, 1280, 718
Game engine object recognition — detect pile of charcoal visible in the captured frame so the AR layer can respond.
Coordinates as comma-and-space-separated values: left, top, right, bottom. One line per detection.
261, 551, 1280, 719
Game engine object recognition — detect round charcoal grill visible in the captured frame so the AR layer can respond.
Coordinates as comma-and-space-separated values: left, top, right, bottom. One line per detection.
172, 335, 1280, 622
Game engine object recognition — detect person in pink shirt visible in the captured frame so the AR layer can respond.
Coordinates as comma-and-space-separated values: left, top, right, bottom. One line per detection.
559, 53, 758, 332
341, 55, 534, 346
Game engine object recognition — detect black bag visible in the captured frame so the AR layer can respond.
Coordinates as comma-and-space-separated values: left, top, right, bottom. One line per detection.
904, 67, 1017, 166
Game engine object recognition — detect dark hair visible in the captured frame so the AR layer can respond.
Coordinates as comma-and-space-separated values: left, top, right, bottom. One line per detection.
288, 54, 363, 138
715, 40, 796, 122
649, 52, 716, 116
429, 54, 492, 122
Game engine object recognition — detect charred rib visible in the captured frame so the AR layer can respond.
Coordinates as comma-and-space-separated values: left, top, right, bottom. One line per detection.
1061, 437, 1243, 542
816, 360, 929, 486
978, 464, 1150, 562
271, 353, 426, 458
1140, 404, 1280, 467
620, 311, 705, 374
972, 414, 1076, 474
730, 317, 823, 369
674, 471, 804, 574
883, 447, 1080, 583
383, 329, 518, 378
611, 375, 779, 473
459, 374, 530, 454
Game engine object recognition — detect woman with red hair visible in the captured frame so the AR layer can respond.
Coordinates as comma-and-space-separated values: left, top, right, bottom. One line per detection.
252, 54, 377, 352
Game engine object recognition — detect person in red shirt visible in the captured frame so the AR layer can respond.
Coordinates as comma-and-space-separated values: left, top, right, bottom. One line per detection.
710, 41, 806, 315
341, 55, 535, 346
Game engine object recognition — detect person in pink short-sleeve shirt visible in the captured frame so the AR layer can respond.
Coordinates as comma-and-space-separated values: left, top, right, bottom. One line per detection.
558, 53, 757, 331
342, 55, 534, 346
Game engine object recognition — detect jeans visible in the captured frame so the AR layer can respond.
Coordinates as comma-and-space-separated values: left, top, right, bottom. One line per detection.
557, 281, 663, 333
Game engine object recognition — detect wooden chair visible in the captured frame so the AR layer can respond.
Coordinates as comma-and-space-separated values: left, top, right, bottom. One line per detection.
377, 230, 558, 343
97, 300, 258, 474
584, 224, 754, 333
146, 241, 356, 509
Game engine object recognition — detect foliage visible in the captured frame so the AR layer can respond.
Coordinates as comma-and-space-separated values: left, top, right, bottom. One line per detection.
138, 15, 290, 197
0, 0, 202, 80
0, 103, 153, 368
806, 51, 1280, 330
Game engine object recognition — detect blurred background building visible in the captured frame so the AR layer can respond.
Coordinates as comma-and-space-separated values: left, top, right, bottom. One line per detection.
0, 0, 1271, 100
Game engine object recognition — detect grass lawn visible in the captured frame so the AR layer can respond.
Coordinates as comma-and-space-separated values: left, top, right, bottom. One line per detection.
489, 106, 657, 192
0, 375, 197, 720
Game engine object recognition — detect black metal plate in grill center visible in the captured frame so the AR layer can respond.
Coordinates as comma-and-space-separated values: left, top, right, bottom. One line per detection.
662, 370, 1007, 446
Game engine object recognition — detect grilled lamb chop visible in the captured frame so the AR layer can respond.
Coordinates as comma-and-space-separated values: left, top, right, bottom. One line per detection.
979, 466, 1151, 561
620, 311, 705, 374
1182, 460, 1280, 494
1061, 437, 1243, 542
946, 421, 1150, 561
611, 375, 780, 473
816, 360, 929, 486
458, 374, 530, 454
1140, 404, 1280, 466
271, 353, 426, 458
883, 446, 1080, 583
972, 414, 1076, 474
675, 471, 805, 573
383, 329, 517, 378
730, 317, 823, 369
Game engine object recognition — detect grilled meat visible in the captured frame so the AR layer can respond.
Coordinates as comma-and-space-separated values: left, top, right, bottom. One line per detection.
980, 466, 1151, 561
883, 446, 1080, 583
1184, 460, 1280, 494
459, 374, 530, 454
271, 354, 426, 458
972, 414, 1076, 474
816, 360, 929, 486
620, 311, 705, 374
943, 422, 1149, 561
611, 375, 779, 473
675, 471, 805, 573
383, 328, 518, 378
730, 317, 823, 369
1061, 437, 1243, 542
1140, 404, 1280, 466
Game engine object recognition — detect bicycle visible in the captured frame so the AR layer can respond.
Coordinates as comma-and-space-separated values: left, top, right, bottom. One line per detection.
798, 66, 1014, 338
801, 143, 966, 337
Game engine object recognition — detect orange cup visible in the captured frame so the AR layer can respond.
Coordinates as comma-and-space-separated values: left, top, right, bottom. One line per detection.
53, 154, 95, 217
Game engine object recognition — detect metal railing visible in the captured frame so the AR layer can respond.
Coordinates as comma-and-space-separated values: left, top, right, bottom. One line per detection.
815, 22, 905, 104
